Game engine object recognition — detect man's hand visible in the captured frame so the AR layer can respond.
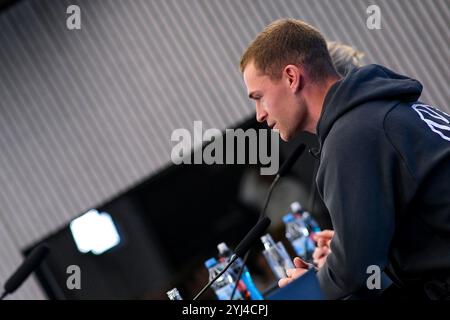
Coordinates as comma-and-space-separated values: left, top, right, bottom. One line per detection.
313, 230, 334, 247
312, 230, 334, 268
277, 257, 309, 288
312, 246, 330, 268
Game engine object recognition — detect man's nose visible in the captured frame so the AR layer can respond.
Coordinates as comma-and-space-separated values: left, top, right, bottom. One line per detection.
255, 102, 268, 123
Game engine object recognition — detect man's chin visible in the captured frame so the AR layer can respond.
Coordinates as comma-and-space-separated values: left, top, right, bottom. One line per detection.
279, 131, 291, 142
271, 128, 292, 141
279, 127, 304, 141
271, 128, 289, 141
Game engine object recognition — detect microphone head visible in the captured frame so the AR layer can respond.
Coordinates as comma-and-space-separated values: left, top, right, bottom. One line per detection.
278, 143, 306, 177
4, 243, 50, 294
234, 217, 271, 258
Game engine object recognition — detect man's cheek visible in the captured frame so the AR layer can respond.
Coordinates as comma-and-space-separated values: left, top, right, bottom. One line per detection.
262, 99, 268, 110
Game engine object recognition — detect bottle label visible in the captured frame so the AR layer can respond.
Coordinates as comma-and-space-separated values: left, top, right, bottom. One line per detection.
306, 237, 316, 252
242, 273, 263, 300
291, 237, 307, 258
215, 283, 243, 300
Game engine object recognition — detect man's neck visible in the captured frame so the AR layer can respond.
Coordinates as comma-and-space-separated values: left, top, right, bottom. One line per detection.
303, 75, 341, 134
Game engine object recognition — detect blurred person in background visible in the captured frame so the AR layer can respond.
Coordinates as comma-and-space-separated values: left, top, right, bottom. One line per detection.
327, 41, 365, 77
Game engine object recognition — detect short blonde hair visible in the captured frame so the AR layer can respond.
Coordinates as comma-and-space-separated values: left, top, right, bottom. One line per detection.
327, 41, 365, 77
240, 19, 337, 82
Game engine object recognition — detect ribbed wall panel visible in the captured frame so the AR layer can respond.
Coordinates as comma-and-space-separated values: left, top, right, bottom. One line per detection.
0, 0, 448, 299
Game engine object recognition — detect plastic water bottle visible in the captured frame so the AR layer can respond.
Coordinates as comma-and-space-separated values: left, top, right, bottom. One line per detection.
204, 257, 243, 300
167, 287, 183, 300
216, 243, 251, 300
283, 213, 316, 262
260, 234, 295, 280
217, 242, 264, 300
290, 202, 321, 235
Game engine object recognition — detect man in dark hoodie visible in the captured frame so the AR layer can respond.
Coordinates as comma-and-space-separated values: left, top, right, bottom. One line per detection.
240, 18, 450, 300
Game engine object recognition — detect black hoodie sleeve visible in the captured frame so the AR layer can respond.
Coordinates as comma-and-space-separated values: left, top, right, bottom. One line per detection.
315, 123, 414, 299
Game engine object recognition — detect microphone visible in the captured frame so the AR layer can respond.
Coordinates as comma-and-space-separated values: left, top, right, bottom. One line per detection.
234, 217, 271, 258
1, 243, 50, 300
192, 217, 271, 300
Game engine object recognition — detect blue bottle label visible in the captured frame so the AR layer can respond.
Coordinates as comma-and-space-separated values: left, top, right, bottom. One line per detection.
291, 237, 307, 258
215, 283, 243, 300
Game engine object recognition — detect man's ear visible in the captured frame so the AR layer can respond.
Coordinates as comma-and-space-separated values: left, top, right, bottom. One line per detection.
284, 64, 303, 93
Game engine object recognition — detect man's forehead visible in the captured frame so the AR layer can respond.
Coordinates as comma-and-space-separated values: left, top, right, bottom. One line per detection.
244, 62, 266, 90
244, 61, 264, 78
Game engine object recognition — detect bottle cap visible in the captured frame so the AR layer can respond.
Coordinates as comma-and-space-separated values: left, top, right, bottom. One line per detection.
217, 242, 228, 254
290, 201, 302, 213
260, 233, 275, 246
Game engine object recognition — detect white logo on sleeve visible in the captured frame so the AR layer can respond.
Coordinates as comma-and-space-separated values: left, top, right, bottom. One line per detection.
412, 104, 450, 141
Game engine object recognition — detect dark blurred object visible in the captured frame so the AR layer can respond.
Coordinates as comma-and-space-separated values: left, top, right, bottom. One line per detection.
2, 243, 49, 299
0, 0, 21, 12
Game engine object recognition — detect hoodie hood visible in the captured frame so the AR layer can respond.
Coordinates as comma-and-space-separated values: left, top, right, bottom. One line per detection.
316, 64, 423, 148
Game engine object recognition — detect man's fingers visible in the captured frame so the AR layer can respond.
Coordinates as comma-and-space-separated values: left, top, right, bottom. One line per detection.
286, 268, 305, 278
280, 258, 313, 289
286, 268, 293, 277
316, 256, 327, 269
293, 257, 309, 269
316, 230, 335, 237
312, 247, 327, 260
313, 230, 334, 241
278, 277, 292, 288
317, 238, 329, 248
313, 247, 330, 266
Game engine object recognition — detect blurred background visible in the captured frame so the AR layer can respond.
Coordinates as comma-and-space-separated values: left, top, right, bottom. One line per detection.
0, 0, 448, 299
